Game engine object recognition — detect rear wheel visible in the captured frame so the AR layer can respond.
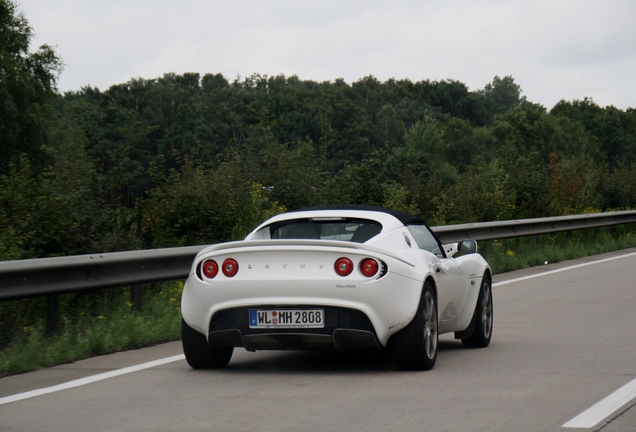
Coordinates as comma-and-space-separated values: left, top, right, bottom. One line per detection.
461, 276, 493, 348
182, 319, 233, 369
390, 281, 438, 371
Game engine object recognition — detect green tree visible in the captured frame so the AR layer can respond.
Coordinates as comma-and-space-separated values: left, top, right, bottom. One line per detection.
254, 139, 322, 210
0, 0, 63, 172
440, 117, 495, 172
480, 75, 523, 121
597, 163, 636, 209
0, 156, 40, 259
141, 157, 256, 247
0, 139, 102, 259
492, 103, 553, 157
432, 157, 515, 224
385, 113, 458, 185
550, 99, 636, 166
373, 104, 406, 150
321, 156, 386, 206
546, 152, 603, 215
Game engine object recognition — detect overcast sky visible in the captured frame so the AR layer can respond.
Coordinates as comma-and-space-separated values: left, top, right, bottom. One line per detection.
19, 0, 636, 110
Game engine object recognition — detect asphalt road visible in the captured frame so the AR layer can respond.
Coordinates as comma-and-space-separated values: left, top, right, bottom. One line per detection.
2, 248, 636, 432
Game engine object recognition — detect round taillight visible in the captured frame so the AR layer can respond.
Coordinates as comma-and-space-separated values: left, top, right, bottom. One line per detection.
222, 258, 239, 277
334, 257, 354, 277
202, 259, 219, 279
359, 258, 379, 277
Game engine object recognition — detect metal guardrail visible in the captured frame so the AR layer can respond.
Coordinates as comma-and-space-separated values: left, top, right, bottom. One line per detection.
432, 210, 636, 243
0, 246, 205, 302
1, 210, 636, 303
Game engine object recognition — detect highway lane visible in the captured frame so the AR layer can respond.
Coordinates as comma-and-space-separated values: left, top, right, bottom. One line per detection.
1, 248, 636, 432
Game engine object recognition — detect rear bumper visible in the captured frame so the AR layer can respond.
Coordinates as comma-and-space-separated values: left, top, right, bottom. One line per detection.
181, 266, 427, 347
206, 306, 380, 351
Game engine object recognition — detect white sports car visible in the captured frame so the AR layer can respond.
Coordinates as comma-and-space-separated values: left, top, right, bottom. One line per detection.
181, 205, 493, 371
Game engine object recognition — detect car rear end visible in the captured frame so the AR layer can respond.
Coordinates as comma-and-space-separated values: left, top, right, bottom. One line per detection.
181, 240, 425, 352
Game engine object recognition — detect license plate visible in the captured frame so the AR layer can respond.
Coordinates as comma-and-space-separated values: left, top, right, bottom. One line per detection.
249, 309, 325, 329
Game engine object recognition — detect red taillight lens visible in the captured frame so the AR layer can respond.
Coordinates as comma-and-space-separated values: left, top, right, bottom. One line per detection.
359, 258, 379, 277
334, 257, 354, 276
222, 258, 239, 277
202, 260, 219, 279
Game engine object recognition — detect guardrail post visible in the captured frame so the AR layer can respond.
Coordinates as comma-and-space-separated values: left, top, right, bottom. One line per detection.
46, 294, 60, 334
130, 285, 142, 311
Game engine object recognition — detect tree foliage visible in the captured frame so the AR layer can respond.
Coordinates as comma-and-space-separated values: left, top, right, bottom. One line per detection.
1, 6, 636, 260
0, 0, 63, 173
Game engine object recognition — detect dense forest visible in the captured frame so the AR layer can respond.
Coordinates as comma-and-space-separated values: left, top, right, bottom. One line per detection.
2, 0, 636, 261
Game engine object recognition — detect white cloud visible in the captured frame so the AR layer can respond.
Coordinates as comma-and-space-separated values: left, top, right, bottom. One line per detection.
18, 0, 636, 109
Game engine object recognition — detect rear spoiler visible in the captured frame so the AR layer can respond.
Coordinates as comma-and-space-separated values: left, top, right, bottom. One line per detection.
195, 239, 416, 268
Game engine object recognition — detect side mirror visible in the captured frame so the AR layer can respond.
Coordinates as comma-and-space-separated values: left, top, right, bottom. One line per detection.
457, 240, 477, 255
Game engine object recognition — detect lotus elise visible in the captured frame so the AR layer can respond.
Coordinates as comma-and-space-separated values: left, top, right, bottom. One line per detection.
181, 205, 493, 370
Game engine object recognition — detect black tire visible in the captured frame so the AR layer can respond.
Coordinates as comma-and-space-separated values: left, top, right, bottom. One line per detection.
390, 281, 438, 371
181, 319, 233, 369
461, 276, 493, 348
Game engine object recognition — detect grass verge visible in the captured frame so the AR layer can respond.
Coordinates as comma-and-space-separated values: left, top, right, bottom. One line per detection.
1, 224, 636, 377
479, 224, 636, 274
0, 282, 183, 377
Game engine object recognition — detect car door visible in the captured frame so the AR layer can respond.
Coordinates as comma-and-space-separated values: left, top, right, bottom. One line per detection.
406, 225, 469, 329
435, 256, 470, 325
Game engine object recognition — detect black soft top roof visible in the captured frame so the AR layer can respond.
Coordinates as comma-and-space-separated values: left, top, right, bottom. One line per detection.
294, 204, 425, 226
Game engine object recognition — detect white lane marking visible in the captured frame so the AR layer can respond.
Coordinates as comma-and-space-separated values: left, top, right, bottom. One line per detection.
493, 251, 636, 287
563, 377, 636, 428
0, 354, 185, 406
489, 250, 636, 429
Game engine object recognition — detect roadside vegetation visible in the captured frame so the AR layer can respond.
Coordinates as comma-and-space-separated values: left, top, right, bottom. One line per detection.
0, 282, 183, 376
2, 225, 636, 377
1, 1, 636, 376
479, 224, 636, 273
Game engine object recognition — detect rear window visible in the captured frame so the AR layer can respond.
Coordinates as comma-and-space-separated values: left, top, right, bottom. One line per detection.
269, 218, 382, 243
